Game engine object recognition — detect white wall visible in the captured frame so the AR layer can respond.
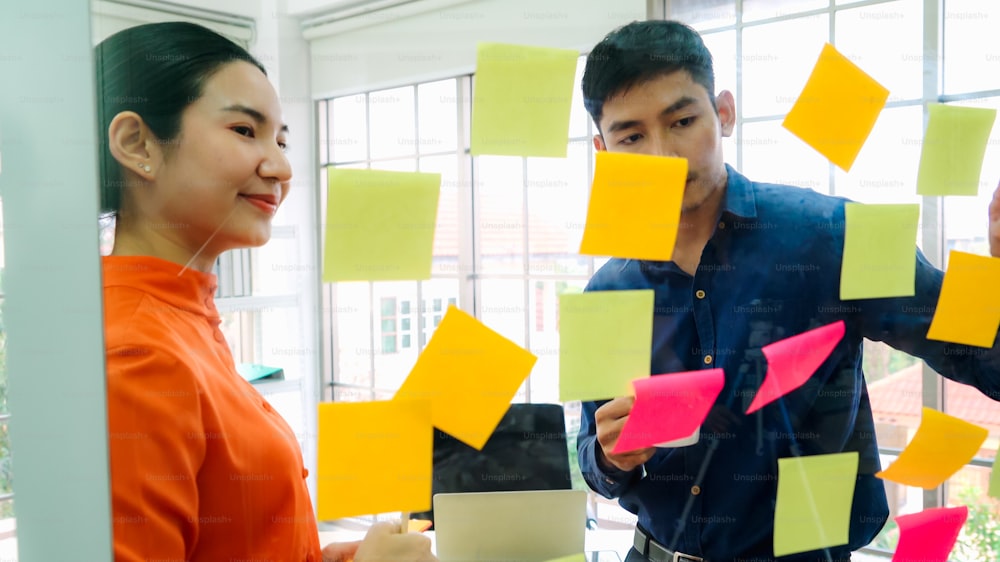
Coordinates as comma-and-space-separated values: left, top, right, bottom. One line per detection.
309, 0, 648, 96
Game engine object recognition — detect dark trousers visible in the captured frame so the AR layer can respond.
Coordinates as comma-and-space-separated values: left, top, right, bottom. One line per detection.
624, 546, 853, 562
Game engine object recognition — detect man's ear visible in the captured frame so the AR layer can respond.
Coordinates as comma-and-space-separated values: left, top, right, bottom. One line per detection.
107, 111, 159, 179
715, 90, 736, 138
593, 133, 607, 152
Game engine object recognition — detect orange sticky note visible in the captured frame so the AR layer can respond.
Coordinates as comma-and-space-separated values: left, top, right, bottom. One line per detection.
408, 519, 432, 533
395, 305, 537, 450
926, 250, 1000, 348
612, 369, 724, 454
782, 43, 889, 172
746, 321, 846, 414
892, 506, 968, 562
317, 400, 432, 520
579, 152, 687, 261
877, 407, 988, 489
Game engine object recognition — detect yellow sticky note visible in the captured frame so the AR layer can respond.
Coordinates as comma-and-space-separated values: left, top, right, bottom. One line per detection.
470, 43, 578, 157
317, 400, 432, 520
782, 43, 889, 172
542, 555, 587, 562
774, 452, 858, 557
559, 290, 654, 402
394, 306, 537, 450
917, 104, 997, 196
840, 203, 919, 300
579, 153, 687, 261
408, 519, 432, 533
877, 407, 989, 489
926, 250, 1000, 348
323, 168, 441, 282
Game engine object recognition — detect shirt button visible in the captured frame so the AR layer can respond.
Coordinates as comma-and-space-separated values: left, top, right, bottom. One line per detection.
302, 468, 309, 478
262, 401, 273, 412
718, 222, 725, 229
695, 290, 706, 299
691, 485, 701, 495
703, 355, 713, 365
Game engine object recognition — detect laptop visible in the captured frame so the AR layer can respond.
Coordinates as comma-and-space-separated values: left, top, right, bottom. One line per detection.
433, 489, 587, 562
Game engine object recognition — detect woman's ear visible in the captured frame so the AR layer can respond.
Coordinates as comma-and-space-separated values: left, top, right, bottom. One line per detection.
107, 111, 159, 179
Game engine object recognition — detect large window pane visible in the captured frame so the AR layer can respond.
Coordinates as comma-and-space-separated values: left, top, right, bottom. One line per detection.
330, 94, 367, 163
836, 0, 923, 103
742, 0, 827, 22
480, 279, 526, 347
568, 56, 590, 139
527, 141, 590, 276
417, 79, 458, 154
667, 0, 736, 29
419, 154, 462, 278
477, 156, 524, 274
369, 86, 416, 161
942, 1, 1000, 94
741, 14, 829, 117
833, 105, 923, 205
331, 282, 373, 389
739, 119, 830, 194
528, 279, 586, 403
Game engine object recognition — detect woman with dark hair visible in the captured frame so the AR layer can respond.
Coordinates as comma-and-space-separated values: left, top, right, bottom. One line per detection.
97, 21, 435, 562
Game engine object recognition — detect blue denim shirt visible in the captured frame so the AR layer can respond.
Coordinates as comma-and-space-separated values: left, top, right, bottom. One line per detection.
577, 165, 1000, 561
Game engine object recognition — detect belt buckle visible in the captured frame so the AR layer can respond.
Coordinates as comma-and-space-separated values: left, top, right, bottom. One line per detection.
672, 553, 704, 562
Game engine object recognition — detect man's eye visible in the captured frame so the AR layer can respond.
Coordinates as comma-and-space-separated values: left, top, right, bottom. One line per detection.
620, 133, 642, 145
675, 117, 695, 128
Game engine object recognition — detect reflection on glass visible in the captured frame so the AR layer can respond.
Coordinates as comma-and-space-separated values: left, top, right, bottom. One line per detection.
741, 14, 829, 117
836, 0, 923, 103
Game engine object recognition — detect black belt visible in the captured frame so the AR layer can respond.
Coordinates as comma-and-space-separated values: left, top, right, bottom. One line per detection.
633, 526, 705, 562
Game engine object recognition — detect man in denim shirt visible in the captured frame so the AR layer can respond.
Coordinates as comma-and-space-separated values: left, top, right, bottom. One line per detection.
576, 20, 1000, 562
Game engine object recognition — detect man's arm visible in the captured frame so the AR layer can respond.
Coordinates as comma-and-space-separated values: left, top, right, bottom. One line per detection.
577, 399, 646, 498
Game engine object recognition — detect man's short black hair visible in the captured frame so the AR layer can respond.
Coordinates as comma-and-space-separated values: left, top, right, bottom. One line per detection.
582, 20, 716, 131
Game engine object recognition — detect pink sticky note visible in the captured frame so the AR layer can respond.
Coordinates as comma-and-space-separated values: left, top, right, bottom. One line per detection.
612, 369, 725, 454
892, 506, 968, 562
746, 321, 846, 414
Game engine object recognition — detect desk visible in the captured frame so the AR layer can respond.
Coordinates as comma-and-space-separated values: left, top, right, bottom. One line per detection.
318, 529, 635, 560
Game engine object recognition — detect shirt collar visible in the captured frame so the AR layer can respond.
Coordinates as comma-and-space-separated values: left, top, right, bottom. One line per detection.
102, 255, 220, 319
721, 163, 758, 220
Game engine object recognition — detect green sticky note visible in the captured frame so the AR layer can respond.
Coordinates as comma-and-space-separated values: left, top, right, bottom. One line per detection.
774, 452, 859, 557
917, 104, 997, 196
559, 290, 653, 402
840, 203, 919, 300
323, 168, 441, 282
990, 458, 1000, 499
470, 42, 578, 157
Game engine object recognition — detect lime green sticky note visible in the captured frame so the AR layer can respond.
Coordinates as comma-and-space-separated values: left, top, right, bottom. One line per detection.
559, 290, 654, 402
470, 42, 578, 157
323, 168, 441, 282
774, 452, 858, 557
917, 104, 997, 196
840, 203, 919, 300
989, 458, 1000, 499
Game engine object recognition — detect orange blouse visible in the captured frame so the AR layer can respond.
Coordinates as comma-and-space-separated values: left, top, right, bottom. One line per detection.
103, 255, 322, 561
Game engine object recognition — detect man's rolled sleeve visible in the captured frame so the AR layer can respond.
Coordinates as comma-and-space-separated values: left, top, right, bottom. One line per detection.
577, 400, 641, 498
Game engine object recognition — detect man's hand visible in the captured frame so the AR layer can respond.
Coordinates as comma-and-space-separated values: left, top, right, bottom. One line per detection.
326, 521, 436, 562
990, 180, 1000, 258
594, 396, 656, 472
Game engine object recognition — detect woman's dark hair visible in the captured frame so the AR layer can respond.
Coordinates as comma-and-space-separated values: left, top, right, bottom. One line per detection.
95, 21, 266, 215
582, 20, 716, 132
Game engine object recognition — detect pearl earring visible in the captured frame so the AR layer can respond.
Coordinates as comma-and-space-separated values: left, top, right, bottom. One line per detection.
138, 162, 151, 173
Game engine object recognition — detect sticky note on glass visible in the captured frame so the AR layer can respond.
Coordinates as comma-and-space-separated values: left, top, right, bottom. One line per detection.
559, 290, 654, 402
927, 250, 1000, 348
579, 153, 687, 261
774, 452, 858, 557
877, 407, 988, 489
892, 506, 968, 562
746, 321, 845, 414
917, 104, 997, 196
394, 305, 537, 450
840, 203, 919, 300
612, 369, 724, 454
470, 43, 578, 157
317, 400, 432, 520
408, 519, 432, 533
323, 168, 440, 282
782, 43, 889, 172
